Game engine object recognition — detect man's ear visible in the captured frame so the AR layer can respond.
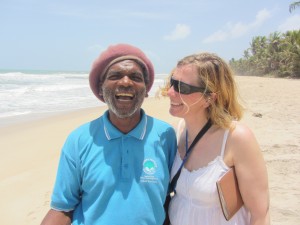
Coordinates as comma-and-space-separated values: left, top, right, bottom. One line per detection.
98, 84, 103, 97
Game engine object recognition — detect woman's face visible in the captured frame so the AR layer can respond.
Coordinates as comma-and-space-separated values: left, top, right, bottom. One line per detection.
167, 64, 208, 118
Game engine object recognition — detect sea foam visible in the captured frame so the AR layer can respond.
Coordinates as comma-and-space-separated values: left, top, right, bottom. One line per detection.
0, 70, 167, 126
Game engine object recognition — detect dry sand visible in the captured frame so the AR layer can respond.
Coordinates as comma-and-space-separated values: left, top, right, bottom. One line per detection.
0, 76, 299, 225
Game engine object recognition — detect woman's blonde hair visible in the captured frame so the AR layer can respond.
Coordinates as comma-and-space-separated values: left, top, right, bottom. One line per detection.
160, 52, 244, 129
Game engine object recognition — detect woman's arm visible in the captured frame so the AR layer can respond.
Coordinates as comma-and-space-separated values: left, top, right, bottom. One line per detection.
230, 123, 270, 225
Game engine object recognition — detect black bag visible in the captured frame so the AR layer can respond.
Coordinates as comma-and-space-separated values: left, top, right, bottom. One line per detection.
163, 194, 171, 225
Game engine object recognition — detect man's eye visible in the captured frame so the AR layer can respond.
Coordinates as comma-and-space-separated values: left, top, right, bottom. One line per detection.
107, 75, 120, 80
131, 76, 144, 82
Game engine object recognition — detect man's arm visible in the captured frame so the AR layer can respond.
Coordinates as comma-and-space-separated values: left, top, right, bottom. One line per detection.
40, 209, 73, 225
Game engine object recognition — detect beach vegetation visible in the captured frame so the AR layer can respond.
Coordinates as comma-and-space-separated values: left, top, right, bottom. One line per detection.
229, 30, 300, 78
289, 1, 300, 13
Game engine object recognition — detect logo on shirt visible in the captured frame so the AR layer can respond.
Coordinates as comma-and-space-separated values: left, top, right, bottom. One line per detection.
143, 159, 157, 175
141, 159, 159, 184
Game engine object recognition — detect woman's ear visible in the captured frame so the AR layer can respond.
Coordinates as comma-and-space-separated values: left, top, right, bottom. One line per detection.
210, 93, 217, 102
206, 93, 217, 106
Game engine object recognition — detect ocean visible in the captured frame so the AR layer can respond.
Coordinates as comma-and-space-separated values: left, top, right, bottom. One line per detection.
0, 70, 168, 127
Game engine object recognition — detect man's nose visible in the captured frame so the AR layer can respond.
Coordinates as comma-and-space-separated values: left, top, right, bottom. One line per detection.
119, 76, 132, 86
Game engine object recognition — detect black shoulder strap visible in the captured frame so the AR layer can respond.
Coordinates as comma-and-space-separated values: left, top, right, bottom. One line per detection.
169, 119, 212, 195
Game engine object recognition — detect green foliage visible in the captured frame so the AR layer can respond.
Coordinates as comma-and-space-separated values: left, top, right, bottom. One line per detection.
289, 1, 300, 13
229, 30, 300, 78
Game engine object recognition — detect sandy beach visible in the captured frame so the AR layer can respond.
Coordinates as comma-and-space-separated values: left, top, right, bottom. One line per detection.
0, 75, 299, 225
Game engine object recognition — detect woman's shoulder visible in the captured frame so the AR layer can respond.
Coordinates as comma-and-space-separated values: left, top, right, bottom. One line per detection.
229, 122, 256, 142
228, 121, 261, 159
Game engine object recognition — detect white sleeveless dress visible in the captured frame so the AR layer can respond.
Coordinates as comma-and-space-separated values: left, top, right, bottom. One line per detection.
169, 130, 250, 225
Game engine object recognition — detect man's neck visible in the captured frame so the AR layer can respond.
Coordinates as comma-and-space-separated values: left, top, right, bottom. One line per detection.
108, 110, 142, 134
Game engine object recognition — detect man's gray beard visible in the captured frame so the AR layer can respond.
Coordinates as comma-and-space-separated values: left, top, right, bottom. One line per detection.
102, 87, 146, 118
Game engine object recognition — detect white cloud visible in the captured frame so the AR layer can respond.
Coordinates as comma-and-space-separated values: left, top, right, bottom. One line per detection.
202, 30, 229, 43
251, 9, 272, 27
278, 15, 300, 32
164, 24, 191, 41
203, 9, 271, 43
227, 22, 249, 38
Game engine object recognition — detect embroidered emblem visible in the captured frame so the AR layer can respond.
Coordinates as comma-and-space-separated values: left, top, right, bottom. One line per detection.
143, 159, 157, 175
141, 159, 159, 184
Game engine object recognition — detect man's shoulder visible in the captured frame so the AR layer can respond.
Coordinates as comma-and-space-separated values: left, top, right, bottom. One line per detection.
69, 116, 103, 137
146, 115, 173, 128
146, 115, 175, 138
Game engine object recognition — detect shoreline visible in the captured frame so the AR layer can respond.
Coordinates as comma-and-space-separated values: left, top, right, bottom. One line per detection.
0, 97, 177, 131
0, 105, 105, 129
0, 76, 299, 225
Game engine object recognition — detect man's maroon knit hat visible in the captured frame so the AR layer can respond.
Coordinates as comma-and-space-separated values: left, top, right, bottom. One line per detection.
89, 43, 155, 102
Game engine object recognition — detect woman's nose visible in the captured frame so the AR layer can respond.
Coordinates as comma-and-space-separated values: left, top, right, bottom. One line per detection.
167, 86, 176, 97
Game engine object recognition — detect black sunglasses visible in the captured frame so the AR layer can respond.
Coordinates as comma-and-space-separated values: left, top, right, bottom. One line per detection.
170, 77, 208, 95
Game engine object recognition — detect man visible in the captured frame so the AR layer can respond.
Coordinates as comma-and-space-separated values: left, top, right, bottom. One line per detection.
40, 43, 177, 225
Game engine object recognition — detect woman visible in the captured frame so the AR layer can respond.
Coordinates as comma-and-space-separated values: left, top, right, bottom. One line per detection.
162, 52, 270, 225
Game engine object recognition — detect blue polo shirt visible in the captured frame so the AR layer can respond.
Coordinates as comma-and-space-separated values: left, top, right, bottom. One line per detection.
51, 109, 177, 225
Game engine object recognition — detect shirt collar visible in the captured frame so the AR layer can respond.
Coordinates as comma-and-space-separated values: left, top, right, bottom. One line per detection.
103, 109, 147, 140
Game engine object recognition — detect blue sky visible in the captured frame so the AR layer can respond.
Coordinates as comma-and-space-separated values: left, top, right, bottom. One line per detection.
1, 0, 299, 73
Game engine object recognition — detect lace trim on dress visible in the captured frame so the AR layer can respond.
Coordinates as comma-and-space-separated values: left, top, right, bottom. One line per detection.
180, 129, 230, 173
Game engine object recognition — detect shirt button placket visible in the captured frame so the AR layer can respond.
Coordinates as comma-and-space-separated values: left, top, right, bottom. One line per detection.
122, 136, 130, 179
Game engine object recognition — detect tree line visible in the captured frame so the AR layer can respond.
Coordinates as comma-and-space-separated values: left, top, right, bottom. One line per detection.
229, 2, 300, 78
229, 30, 300, 78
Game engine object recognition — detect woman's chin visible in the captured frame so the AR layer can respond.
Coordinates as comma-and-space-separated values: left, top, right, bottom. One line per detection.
169, 107, 184, 118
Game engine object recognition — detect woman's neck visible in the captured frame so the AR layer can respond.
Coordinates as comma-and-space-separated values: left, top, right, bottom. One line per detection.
184, 115, 209, 142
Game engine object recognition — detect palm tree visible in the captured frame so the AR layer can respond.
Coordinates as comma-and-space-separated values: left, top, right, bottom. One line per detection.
289, 1, 300, 12
283, 30, 300, 77
230, 29, 300, 77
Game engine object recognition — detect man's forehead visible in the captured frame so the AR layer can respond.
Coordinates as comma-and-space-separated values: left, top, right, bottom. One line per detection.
107, 60, 144, 73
